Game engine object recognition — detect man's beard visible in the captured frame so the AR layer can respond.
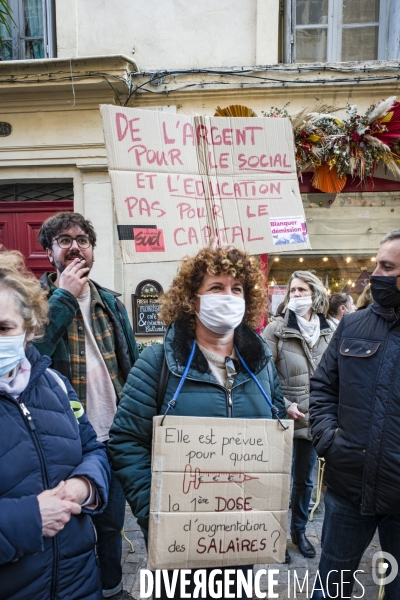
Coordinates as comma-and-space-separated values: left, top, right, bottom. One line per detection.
53, 251, 93, 274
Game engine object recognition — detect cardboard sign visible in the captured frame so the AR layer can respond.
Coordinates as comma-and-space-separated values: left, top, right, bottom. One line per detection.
147, 416, 293, 570
100, 105, 311, 263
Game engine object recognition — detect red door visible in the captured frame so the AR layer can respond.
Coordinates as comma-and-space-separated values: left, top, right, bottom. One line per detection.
0, 201, 73, 277
0, 214, 14, 249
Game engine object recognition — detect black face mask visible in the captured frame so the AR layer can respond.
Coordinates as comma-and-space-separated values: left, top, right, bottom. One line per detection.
370, 275, 400, 309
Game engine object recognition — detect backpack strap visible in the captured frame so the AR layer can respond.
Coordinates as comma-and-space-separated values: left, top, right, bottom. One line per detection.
47, 368, 84, 421
156, 348, 169, 415
47, 368, 67, 393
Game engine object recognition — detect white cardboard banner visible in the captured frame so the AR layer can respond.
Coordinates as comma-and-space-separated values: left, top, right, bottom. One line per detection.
100, 105, 311, 263
147, 416, 293, 570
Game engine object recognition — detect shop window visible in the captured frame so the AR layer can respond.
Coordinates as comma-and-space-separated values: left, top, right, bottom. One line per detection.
268, 189, 400, 316
0, 182, 73, 201
283, 0, 400, 63
0, 0, 56, 61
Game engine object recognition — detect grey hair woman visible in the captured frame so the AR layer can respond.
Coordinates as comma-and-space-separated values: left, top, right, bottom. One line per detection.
0, 250, 110, 599
263, 270, 332, 561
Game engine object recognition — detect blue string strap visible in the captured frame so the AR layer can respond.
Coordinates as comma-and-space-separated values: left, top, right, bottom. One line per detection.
161, 339, 197, 425
234, 345, 289, 431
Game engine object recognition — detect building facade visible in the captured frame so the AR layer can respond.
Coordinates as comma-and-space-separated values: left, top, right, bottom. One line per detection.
0, 0, 399, 337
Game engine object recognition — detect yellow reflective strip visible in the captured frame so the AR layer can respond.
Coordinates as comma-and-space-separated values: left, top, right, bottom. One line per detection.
70, 400, 84, 420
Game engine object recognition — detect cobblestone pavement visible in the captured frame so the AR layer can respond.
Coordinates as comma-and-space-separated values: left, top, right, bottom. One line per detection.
121, 493, 383, 599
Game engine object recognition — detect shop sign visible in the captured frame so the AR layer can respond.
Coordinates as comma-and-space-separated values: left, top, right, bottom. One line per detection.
147, 416, 293, 570
101, 105, 311, 263
132, 279, 166, 336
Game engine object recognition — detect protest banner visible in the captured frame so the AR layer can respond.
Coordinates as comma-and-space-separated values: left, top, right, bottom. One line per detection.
100, 105, 311, 263
147, 416, 293, 570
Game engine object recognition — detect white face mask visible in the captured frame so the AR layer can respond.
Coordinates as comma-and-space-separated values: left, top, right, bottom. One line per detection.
196, 294, 245, 334
0, 333, 26, 378
287, 296, 313, 317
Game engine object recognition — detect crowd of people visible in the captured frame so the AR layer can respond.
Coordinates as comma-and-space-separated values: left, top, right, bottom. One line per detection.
0, 210, 399, 600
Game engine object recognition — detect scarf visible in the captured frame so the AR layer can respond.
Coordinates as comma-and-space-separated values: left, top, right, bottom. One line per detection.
0, 357, 31, 400
296, 312, 320, 348
328, 316, 340, 331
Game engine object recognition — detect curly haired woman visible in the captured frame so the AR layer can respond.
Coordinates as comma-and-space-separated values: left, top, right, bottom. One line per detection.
108, 246, 286, 600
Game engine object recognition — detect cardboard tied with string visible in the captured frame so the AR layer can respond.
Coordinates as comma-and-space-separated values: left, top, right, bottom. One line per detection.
100, 105, 311, 263
147, 416, 293, 570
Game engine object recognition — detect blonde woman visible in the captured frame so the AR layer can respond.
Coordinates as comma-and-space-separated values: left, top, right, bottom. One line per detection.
263, 271, 331, 559
0, 251, 110, 599
356, 283, 372, 310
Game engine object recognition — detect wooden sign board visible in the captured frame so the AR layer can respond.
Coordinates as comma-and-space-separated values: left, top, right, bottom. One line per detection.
100, 105, 311, 263
147, 416, 293, 570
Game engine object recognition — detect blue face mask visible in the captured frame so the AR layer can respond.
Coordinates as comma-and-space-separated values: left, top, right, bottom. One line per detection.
0, 333, 26, 378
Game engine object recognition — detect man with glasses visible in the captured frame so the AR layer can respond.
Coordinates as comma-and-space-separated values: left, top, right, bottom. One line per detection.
36, 212, 138, 600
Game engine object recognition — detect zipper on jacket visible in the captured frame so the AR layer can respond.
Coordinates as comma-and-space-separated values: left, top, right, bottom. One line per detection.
227, 389, 232, 418
17, 399, 49, 489
172, 372, 250, 419
29, 421, 58, 600
13, 396, 58, 599
50, 535, 59, 600
20, 402, 36, 430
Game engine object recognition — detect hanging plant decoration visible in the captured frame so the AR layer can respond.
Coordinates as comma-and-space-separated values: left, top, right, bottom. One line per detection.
214, 97, 400, 193
312, 163, 347, 194
284, 96, 400, 192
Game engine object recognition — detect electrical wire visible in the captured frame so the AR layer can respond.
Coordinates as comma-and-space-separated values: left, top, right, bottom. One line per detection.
67, 57, 76, 106
0, 63, 399, 103
125, 64, 400, 98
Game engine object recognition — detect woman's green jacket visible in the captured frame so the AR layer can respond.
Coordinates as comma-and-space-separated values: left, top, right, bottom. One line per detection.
108, 319, 287, 537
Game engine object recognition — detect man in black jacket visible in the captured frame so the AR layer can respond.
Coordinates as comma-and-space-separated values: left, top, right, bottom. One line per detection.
309, 230, 400, 600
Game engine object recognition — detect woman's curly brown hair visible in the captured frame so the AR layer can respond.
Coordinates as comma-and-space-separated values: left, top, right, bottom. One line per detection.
0, 250, 49, 338
159, 247, 267, 329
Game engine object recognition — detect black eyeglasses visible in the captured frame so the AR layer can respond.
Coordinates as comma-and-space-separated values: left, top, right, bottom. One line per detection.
52, 235, 92, 249
225, 356, 239, 390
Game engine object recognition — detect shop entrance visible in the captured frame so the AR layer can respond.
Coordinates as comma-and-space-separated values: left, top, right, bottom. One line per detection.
267, 176, 400, 317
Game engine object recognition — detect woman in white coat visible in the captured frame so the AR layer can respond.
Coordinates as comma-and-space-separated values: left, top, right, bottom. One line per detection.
263, 271, 332, 560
